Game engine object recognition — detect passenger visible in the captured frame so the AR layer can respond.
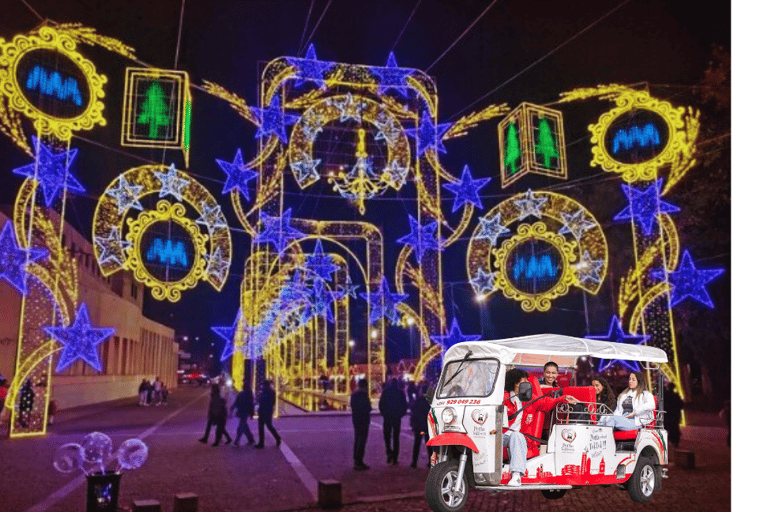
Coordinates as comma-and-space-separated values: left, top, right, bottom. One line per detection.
503, 369, 578, 486
539, 362, 559, 389
592, 375, 617, 412
598, 371, 655, 431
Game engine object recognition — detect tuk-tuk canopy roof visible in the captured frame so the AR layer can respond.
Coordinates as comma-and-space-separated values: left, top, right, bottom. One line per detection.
443, 334, 668, 368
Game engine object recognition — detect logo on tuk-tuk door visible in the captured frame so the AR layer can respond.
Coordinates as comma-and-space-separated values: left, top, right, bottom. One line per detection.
471, 409, 487, 425
562, 429, 576, 443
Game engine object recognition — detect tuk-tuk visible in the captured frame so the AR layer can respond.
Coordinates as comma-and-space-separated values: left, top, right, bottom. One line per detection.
424, 334, 669, 511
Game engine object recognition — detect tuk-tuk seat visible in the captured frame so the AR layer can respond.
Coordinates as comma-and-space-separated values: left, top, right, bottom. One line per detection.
562, 386, 597, 423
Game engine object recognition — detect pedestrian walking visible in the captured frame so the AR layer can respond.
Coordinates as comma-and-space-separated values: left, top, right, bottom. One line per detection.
153, 376, 162, 406
664, 382, 684, 448
406, 381, 418, 407
232, 386, 255, 446
210, 384, 232, 446
254, 380, 281, 448
410, 383, 432, 468
379, 377, 407, 464
719, 399, 730, 447
138, 379, 148, 406
350, 378, 371, 470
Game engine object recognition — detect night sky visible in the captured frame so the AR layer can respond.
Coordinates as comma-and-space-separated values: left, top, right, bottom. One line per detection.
0, 0, 731, 372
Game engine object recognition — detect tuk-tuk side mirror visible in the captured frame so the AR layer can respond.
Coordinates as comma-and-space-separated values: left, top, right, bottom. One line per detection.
517, 382, 533, 402
425, 386, 435, 404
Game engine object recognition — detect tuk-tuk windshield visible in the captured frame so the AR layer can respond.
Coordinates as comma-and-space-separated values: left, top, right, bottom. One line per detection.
437, 358, 500, 399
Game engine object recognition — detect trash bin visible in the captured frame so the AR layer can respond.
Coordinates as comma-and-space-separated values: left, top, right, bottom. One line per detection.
86, 471, 122, 512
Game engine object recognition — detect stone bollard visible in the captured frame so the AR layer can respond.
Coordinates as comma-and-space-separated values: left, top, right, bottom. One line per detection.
675, 449, 696, 469
318, 480, 342, 508
132, 499, 161, 512
174, 493, 199, 512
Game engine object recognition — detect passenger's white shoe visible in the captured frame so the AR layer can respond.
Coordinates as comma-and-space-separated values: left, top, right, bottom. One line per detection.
510, 472, 522, 487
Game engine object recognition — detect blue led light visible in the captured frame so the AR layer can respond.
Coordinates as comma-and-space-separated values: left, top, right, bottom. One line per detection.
0, 221, 48, 295
586, 316, 650, 373
25, 66, 83, 106
396, 215, 442, 263
370, 52, 414, 96
44, 304, 115, 373
404, 110, 451, 157
215, 148, 258, 200
431, 318, 481, 350
361, 277, 408, 324
442, 165, 491, 213
512, 254, 557, 281
613, 179, 679, 236
145, 238, 189, 269
12, 136, 84, 207
651, 250, 725, 308
612, 123, 661, 154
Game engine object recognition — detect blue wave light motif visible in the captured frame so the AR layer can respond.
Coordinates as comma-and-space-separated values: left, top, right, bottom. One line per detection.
512, 255, 558, 281
145, 238, 188, 269
25, 66, 83, 106
612, 123, 661, 154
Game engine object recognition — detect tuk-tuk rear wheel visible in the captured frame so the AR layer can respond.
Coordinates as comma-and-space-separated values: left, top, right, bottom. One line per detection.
541, 489, 567, 499
426, 460, 468, 512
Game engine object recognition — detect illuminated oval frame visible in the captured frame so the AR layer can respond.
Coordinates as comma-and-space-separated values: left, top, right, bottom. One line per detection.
0, 26, 107, 140
287, 94, 411, 191
467, 190, 608, 311
492, 222, 577, 312
93, 165, 232, 295
124, 201, 207, 302
589, 90, 687, 183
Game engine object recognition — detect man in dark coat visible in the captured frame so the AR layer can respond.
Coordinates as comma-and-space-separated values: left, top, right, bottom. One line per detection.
210, 384, 232, 446
664, 383, 684, 448
379, 377, 408, 464
410, 383, 432, 468
351, 378, 372, 470
232, 387, 255, 446
255, 380, 281, 448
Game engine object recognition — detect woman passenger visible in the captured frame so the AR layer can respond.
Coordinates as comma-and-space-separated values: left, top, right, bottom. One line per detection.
592, 375, 617, 412
598, 371, 655, 431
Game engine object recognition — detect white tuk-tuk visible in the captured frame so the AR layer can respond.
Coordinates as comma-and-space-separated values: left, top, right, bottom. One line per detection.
424, 334, 669, 511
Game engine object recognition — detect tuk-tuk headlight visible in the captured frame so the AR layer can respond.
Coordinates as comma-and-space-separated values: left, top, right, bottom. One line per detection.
442, 407, 456, 424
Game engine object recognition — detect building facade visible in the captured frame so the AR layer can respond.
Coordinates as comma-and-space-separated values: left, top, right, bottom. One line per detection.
0, 210, 177, 410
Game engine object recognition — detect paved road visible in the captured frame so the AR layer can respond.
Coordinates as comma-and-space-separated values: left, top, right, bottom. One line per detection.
0, 386, 731, 511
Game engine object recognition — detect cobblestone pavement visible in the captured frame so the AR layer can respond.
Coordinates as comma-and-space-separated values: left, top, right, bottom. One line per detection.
0, 387, 731, 512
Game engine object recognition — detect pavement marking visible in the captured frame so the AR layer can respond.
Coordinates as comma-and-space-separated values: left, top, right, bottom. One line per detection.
279, 441, 319, 503
25, 389, 208, 512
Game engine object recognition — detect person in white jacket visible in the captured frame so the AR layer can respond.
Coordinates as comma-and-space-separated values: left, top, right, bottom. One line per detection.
598, 371, 655, 431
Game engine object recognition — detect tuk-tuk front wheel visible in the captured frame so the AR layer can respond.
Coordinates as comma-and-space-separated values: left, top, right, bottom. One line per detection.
627, 456, 658, 503
426, 460, 468, 512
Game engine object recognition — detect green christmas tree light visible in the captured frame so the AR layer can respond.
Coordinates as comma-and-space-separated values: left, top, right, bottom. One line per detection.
137, 82, 170, 139
535, 117, 559, 169
505, 122, 521, 175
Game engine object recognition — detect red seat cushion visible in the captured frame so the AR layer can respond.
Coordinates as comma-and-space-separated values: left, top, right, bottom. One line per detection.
563, 386, 597, 423
612, 396, 658, 441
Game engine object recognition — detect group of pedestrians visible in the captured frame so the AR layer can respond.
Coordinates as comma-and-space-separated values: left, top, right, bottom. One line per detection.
199, 380, 281, 448
350, 377, 434, 471
139, 377, 168, 406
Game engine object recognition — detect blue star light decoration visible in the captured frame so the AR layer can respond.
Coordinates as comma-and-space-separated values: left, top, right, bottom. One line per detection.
336, 275, 360, 300
651, 250, 725, 308
397, 215, 442, 263
212, 312, 244, 361
0, 222, 48, 295
514, 189, 548, 220
154, 163, 189, 202
290, 156, 322, 183
476, 213, 511, 246
573, 251, 604, 285
361, 277, 408, 324
106, 175, 144, 215
443, 165, 491, 213
405, 110, 451, 157
431, 318, 481, 350
303, 279, 340, 324
251, 95, 299, 144
12, 136, 85, 207
216, 149, 258, 200
470, 267, 497, 296
196, 203, 227, 232
304, 239, 339, 282
370, 52, 414, 96
614, 179, 680, 237
586, 316, 650, 372
44, 304, 115, 372
286, 44, 334, 88
254, 208, 305, 253
335, 93, 363, 123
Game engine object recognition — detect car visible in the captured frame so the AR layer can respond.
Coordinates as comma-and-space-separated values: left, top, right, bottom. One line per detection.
424, 334, 669, 511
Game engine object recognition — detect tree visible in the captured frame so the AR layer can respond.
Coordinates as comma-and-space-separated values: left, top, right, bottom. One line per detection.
137, 82, 170, 139
535, 117, 559, 168
504, 122, 521, 174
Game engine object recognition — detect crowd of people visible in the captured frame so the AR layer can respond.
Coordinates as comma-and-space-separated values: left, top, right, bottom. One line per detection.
138, 377, 169, 406
198, 380, 281, 448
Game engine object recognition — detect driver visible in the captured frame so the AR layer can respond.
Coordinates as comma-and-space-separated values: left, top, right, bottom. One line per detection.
503, 369, 578, 486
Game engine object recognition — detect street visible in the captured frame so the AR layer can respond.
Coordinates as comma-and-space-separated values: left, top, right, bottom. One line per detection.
0, 386, 731, 512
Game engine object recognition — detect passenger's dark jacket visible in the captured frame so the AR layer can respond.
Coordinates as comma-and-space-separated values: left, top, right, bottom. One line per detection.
350, 389, 371, 429
410, 395, 430, 433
